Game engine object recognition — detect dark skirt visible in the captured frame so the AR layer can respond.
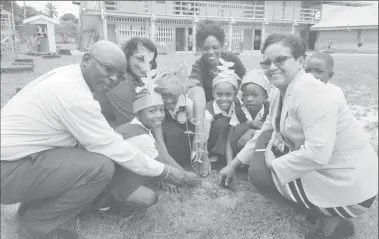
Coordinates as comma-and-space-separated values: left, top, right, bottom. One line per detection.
162, 116, 195, 166
207, 115, 230, 157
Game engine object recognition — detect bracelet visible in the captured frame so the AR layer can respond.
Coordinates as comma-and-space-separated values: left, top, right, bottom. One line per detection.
163, 167, 170, 180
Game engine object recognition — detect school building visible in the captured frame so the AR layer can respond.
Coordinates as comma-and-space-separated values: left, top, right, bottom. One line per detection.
73, 1, 347, 53
311, 2, 378, 53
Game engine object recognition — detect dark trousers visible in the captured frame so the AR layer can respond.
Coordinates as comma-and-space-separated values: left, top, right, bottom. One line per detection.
1, 147, 146, 238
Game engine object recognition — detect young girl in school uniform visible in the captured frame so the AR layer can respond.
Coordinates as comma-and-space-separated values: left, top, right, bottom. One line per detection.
154, 67, 211, 177
204, 67, 247, 164
227, 70, 272, 163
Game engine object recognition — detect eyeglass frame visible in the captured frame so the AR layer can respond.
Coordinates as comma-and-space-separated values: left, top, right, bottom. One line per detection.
259, 55, 294, 70
86, 52, 126, 81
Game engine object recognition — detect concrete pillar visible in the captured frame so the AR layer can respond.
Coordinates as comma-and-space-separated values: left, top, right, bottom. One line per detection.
192, 16, 198, 54
261, 19, 269, 50
184, 26, 189, 51
292, 20, 298, 35
100, 1, 108, 40
228, 17, 235, 52
151, 14, 157, 43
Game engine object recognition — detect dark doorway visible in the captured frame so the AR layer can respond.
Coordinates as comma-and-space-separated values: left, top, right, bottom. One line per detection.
188, 27, 193, 51
176, 28, 185, 51
253, 29, 261, 50
308, 31, 318, 50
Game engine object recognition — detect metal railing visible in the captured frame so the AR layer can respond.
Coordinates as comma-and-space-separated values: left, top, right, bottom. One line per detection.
88, 1, 321, 23
300, 8, 321, 21
172, 1, 265, 19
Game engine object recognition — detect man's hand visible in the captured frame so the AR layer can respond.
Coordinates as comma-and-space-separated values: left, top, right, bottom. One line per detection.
158, 178, 180, 193
238, 129, 255, 149
183, 171, 202, 186
219, 164, 237, 188
161, 165, 186, 187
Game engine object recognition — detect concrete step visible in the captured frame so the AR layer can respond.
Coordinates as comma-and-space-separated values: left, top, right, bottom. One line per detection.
12, 62, 35, 66
1, 64, 34, 73
58, 49, 72, 55
42, 55, 61, 59
15, 58, 34, 63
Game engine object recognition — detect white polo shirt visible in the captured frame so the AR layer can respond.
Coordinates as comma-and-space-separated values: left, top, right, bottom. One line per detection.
1, 64, 165, 177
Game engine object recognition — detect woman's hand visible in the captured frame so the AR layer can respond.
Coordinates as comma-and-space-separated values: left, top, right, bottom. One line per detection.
219, 164, 237, 188
238, 129, 255, 149
264, 140, 275, 170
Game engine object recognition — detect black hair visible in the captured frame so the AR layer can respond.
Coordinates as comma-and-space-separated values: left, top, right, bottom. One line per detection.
196, 22, 225, 48
261, 33, 306, 59
122, 37, 158, 75
241, 82, 268, 98
309, 52, 335, 69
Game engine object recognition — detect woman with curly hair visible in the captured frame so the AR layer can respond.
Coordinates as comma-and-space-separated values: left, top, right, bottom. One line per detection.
187, 22, 247, 164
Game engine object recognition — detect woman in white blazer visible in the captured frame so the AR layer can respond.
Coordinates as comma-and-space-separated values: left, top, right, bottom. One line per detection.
219, 33, 378, 239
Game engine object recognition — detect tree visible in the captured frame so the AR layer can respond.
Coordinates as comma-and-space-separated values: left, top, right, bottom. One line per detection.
43, 2, 58, 18
60, 13, 78, 23
0, 1, 42, 25
21, 6, 40, 19
56, 20, 77, 43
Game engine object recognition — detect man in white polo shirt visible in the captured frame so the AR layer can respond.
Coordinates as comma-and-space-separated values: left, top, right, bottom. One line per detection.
1, 40, 200, 239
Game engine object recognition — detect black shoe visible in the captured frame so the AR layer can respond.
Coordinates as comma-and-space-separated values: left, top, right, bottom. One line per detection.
305, 214, 355, 239
328, 218, 355, 239
17, 202, 29, 217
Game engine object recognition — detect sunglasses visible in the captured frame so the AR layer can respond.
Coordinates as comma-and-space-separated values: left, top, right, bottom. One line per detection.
260, 56, 293, 69
87, 52, 125, 81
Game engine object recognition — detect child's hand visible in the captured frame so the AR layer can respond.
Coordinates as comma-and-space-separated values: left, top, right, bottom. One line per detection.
238, 129, 255, 149
252, 120, 264, 129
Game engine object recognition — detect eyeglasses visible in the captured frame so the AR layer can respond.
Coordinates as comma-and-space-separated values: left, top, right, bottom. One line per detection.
304, 67, 325, 74
87, 52, 125, 81
133, 54, 156, 65
260, 56, 293, 69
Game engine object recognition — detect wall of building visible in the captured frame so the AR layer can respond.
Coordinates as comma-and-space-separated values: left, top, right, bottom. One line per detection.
78, 15, 103, 50
264, 1, 304, 21
111, 1, 318, 21
315, 29, 378, 53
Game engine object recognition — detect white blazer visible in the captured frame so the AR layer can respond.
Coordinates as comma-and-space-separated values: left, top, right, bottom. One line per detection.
237, 70, 378, 208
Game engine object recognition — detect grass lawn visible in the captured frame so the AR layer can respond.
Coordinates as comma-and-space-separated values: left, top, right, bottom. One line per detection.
1, 53, 378, 239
